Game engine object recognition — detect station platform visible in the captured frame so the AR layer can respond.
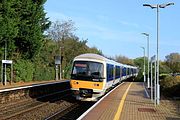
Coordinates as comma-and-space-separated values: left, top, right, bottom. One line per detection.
78, 82, 180, 120
0, 79, 68, 92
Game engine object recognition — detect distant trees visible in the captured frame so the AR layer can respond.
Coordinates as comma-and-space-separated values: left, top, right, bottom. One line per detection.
133, 57, 147, 81
133, 53, 180, 82
47, 20, 76, 41
165, 53, 180, 73
159, 61, 172, 74
47, 20, 102, 78
115, 55, 134, 65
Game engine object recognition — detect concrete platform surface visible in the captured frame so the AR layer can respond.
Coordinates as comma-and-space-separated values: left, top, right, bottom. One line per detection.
80, 82, 180, 120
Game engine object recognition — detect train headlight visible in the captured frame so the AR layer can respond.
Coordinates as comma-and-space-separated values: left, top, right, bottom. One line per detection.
73, 81, 79, 84
94, 83, 99, 86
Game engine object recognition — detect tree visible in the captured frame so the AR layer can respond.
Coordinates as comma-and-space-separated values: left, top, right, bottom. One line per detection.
133, 57, 148, 81
0, 0, 50, 60
14, 0, 51, 59
115, 55, 134, 65
165, 53, 180, 73
47, 20, 76, 41
0, 0, 19, 59
62, 37, 102, 78
88, 46, 103, 55
159, 61, 172, 74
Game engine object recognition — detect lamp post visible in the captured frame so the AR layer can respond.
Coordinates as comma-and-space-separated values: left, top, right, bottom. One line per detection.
4, 39, 7, 85
143, 2, 174, 105
60, 46, 64, 80
141, 47, 146, 83
142, 33, 150, 88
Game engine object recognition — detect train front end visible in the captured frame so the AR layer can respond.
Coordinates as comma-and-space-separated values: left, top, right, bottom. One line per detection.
70, 60, 105, 101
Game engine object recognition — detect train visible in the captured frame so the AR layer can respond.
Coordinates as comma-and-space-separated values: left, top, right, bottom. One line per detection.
70, 53, 138, 101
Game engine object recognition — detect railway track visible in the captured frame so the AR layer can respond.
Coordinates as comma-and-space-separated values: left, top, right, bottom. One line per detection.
44, 83, 124, 120
45, 101, 94, 120
0, 88, 94, 120
0, 89, 72, 120
0, 81, 124, 120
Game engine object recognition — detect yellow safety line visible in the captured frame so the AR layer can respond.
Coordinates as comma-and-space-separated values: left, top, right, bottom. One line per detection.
113, 82, 133, 120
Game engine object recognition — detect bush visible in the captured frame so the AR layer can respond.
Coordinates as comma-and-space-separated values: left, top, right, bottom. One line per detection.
14, 60, 34, 82
159, 74, 170, 80
160, 76, 180, 97
33, 66, 55, 81
134, 74, 144, 82
64, 62, 72, 79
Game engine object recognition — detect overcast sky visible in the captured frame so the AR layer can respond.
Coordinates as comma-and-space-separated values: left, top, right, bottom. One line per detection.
44, 0, 180, 60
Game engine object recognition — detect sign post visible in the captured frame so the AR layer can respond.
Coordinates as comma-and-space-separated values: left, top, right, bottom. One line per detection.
55, 56, 61, 80
1, 60, 13, 85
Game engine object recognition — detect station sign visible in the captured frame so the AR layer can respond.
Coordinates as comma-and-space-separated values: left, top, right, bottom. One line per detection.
151, 55, 156, 63
2, 60, 13, 64
55, 56, 61, 65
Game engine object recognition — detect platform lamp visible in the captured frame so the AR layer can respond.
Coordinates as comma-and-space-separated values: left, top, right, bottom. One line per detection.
143, 2, 174, 105
141, 46, 146, 83
142, 33, 150, 88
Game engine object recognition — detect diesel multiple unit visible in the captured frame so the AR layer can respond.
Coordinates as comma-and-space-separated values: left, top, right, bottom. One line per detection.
70, 53, 138, 101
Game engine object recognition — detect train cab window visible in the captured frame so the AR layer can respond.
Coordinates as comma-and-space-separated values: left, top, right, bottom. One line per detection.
89, 62, 104, 77
71, 61, 104, 81
72, 62, 87, 75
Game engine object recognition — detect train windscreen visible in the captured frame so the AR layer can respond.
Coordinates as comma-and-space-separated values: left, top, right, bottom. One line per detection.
71, 61, 104, 81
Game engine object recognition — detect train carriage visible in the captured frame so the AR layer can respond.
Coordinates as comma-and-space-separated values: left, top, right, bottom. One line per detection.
70, 53, 138, 101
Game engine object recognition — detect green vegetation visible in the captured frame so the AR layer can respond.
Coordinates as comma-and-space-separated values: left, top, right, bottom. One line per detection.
133, 53, 180, 97
0, 0, 50, 60
14, 60, 34, 82
0, 0, 101, 82
133, 57, 147, 81
115, 55, 134, 66
0, 0, 179, 98
160, 76, 180, 97
165, 53, 180, 73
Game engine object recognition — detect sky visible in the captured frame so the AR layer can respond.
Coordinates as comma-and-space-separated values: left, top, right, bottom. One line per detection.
44, 0, 180, 60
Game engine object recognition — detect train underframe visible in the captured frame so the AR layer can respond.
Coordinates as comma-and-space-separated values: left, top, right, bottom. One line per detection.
71, 88, 105, 101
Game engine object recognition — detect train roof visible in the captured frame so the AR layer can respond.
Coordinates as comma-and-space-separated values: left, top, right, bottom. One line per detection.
74, 53, 109, 61
74, 53, 122, 65
74, 53, 137, 69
